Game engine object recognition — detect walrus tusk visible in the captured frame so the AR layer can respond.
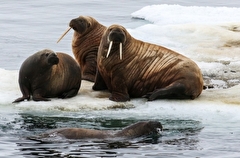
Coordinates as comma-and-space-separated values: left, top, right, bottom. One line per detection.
106, 41, 113, 58
119, 42, 122, 60
57, 27, 71, 43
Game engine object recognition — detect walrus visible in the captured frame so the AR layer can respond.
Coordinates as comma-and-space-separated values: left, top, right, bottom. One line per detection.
13, 49, 81, 103
57, 16, 106, 82
36, 121, 163, 140
92, 24, 203, 102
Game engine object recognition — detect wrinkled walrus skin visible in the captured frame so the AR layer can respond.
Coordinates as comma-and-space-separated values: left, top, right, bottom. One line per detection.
93, 24, 203, 102
13, 49, 81, 103
70, 16, 106, 82
38, 121, 163, 139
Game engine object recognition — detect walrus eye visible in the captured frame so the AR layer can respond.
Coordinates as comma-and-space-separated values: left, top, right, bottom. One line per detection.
45, 53, 49, 57
87, 22, 91, 28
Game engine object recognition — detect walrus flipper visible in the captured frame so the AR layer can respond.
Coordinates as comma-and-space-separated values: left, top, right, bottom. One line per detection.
143, 82, 190, 101
32, 93, 50, 101
92, 71, 108, 91
110, 91, 130, 102
59, 89, 79, 99
109, 79, 130, 102
13, 85, 31, 103
12, 96, 30, 103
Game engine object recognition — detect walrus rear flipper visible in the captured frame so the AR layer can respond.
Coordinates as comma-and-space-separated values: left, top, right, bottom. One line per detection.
143, 82, 191, 101
13, 85, 30, 103
32, 93, 51, 101
12, 96, 30, 103
59, 88, 79, 99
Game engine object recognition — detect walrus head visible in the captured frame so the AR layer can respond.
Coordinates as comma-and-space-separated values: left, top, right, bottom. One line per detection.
69, 16, 92, 34
115, 121, 163, 138
105, 25, 127, 60
47, 52, 59, 65
39, 49, 59, 66
144, 121, 163, 136
57, 16, 96, 43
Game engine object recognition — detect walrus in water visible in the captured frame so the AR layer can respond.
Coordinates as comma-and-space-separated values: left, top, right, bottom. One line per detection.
93, 24, 203, 102
57, 16, 107, 82
37, 121, 163, 139
13, 49, 81, 102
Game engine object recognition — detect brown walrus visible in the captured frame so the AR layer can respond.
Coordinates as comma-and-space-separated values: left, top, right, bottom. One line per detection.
37, 121, 163, 139
92, 24, 203, 102
13, 49, 81, 103
57, 16, 106, 82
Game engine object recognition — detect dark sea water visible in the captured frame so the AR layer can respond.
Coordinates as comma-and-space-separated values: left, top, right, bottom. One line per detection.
1, 1, 240, 158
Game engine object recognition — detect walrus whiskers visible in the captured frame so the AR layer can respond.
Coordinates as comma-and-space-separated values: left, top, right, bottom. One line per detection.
106, 41, 113, 58
119, 42, 122, 60
57, 27, 71, 43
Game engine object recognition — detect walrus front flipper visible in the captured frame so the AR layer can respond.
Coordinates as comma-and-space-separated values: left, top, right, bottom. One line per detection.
110, 91, 130, 102
92, 70, 108, 91
143, 82, 191, 101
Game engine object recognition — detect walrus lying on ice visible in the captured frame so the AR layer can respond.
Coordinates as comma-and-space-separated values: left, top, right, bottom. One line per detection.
37, 121, 163, 140
57, 16, 106, 82
13, 49, 81, 102
93, 24, 203, 102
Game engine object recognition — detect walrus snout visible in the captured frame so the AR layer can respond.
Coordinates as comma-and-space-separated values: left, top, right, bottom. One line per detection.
69, 17, 89, 33
69, 19, 80, 32
108, 29, 126, 43
48, 53, 59, 65
146, 121, 163, 135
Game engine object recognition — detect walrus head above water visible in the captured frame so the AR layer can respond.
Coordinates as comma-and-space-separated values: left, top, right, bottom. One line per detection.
114, 121, 163, 138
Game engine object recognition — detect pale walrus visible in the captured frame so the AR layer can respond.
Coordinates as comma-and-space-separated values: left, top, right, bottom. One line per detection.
13, 49, 81, 103
57, 16, 107, 82
37, 121, 163, 139
93, 24, 203, 102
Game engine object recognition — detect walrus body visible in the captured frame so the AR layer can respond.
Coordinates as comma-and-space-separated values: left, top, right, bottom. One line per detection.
13, 49, 81, 102
69, 16, 106, 82
39, 121, 163, 139
93, 24, 203, 102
